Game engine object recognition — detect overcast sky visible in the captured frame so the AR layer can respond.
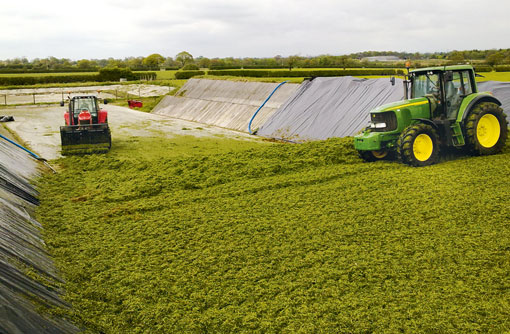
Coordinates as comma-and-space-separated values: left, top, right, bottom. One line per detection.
1, 0, 509, 60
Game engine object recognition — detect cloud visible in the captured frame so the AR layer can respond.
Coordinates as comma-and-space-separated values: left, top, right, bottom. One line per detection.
0, 0, 509, 60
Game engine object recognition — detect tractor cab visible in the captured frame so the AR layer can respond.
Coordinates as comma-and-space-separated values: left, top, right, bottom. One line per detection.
65, 96, 105, 126
71, 96, 98, 125
408, 66, 476, 120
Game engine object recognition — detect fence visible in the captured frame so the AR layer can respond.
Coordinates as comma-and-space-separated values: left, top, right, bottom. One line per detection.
0, 84, 172, 106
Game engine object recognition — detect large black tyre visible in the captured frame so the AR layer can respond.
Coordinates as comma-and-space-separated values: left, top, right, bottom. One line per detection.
465, 102, 508, 156
397, 123, 440, 167
358, 149, 389, 162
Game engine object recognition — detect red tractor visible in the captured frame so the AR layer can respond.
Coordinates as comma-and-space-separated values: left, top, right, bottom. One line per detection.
60, 95, 111, 155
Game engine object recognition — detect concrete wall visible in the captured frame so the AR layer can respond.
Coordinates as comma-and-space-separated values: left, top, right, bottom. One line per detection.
153, 79, 298, 132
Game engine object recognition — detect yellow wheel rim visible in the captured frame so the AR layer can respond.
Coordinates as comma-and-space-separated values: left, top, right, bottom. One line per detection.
372, 150, 388, 159
413, 134, 433, 161
477, 114, 500, 148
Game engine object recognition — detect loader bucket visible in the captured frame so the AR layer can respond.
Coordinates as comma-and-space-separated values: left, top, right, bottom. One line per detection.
60, 124, 111, 155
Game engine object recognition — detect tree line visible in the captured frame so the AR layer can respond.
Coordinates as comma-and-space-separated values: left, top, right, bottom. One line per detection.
1, 49, 510, 72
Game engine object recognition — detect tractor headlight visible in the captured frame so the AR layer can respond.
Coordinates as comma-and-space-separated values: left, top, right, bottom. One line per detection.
369, 122, 387, 129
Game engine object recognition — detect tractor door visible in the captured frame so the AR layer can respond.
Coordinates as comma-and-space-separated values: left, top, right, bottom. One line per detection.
445, 70, 474, 119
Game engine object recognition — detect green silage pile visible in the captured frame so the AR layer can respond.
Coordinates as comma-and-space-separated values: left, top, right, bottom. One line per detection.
38, 136, 510, 333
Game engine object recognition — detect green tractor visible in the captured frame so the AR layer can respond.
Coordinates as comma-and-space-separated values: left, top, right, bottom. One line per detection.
354, 65, 508, 166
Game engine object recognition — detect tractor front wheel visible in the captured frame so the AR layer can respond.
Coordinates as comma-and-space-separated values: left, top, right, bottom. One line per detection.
465, 102, 508, 156
397, 123, 440, 167
358, 149, 389, 162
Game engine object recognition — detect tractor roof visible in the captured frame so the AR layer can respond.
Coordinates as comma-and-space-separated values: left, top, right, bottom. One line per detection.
71, 95, 96, 99
410, 64, 474, 73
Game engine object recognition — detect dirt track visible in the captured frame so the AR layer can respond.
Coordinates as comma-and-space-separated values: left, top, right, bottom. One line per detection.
1, 104, 256, 160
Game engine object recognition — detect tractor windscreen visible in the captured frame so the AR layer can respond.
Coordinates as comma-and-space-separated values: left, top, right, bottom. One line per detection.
411, 72, 440, 99
72, 97, 98, 117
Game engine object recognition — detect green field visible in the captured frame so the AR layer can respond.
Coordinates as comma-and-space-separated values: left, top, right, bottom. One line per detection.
37, 134, 510, 333
475, 71, 510, 82
154, 70, 179, 80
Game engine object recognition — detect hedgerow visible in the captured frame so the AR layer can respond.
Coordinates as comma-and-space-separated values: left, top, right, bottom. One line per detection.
473, 65, 493, 72
0, 74, 99, 85
175, 70, 206, 79
38, 135, 510, 333
98, 68, 156, 81
207, 69, 404, 77
495, 65, 510, 72
0, 68, 156, 85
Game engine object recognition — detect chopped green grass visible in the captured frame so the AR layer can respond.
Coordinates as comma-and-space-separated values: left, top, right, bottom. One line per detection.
37, 135, 510, 333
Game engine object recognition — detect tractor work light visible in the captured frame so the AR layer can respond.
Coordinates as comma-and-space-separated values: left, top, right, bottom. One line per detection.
370, 122, 387, 129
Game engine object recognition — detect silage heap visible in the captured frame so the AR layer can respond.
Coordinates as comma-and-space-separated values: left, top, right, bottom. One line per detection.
150, 78, 510, 143
0, 128, 79, 334
37, 134, 510, 333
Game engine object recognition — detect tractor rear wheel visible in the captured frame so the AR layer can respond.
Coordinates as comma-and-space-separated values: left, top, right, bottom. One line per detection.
397, 123, 440, 167
358, 149, 389, 162
465, 102, 508, 155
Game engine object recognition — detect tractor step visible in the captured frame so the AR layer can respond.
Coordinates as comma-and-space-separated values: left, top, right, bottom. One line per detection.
450, 123, 465, 146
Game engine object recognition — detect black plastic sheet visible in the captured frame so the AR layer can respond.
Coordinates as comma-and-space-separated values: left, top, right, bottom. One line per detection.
0, 133, 78, 333
0, 116, 14, 122
257, 77, 404, 141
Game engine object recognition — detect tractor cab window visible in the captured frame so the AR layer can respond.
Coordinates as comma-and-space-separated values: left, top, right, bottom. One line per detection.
72, 98, 98, 117
461, 71, 473, 95
445, 71, 471, 118
411, 72, 440, 99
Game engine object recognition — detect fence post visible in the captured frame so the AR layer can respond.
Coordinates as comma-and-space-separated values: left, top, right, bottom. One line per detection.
4, 95, 6, 106
33, 93, 36, 104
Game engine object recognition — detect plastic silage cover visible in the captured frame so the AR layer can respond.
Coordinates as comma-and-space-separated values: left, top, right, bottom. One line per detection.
477, 81, 510, 122
0, 135, 79, 334
257, 77, 404, 141
153, 78, 298, 132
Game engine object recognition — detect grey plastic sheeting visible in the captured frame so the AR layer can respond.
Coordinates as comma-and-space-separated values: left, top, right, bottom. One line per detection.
478, 81, 510, 121
257, 77, 403, 141
258, 77, 510, 141
153, 78, 298, 132
0, 132, 79, 334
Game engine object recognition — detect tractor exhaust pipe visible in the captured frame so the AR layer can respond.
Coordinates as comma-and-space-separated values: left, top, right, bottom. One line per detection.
403, 59, 411, 100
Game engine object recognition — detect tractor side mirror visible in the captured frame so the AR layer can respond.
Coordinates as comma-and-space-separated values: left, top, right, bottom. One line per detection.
444, 71, 453, 82
103, 99, 108, 104
60, 101, 65, 107
390, 77, 395, 86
